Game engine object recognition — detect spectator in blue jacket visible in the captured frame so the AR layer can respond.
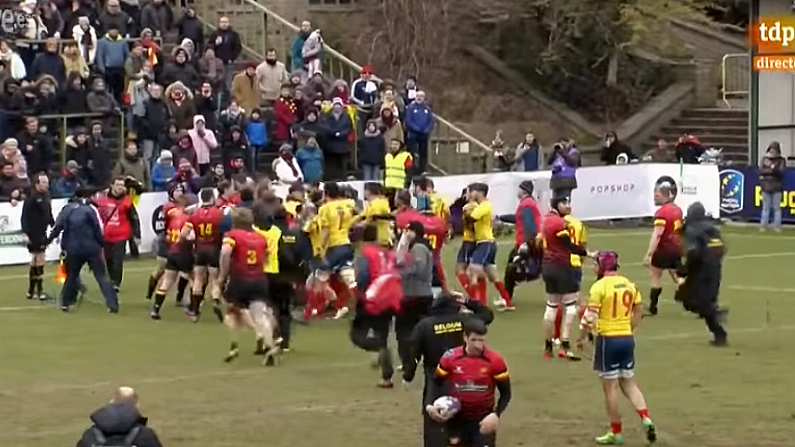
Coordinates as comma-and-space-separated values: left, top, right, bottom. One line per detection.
245, 108, 268, 171
296, 136, 324, 183
95, 25, 130, 105
47, 187, 119, 313
291, 20, 312, 73
53, 160, 85, 198
151, 150, 176, 191
405, 91, 434, 175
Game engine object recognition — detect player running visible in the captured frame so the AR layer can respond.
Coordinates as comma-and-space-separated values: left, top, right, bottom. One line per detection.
541, 195, 590, 360
146, 184, 184, 303
186, 188, 225, 323
318, 182, 358, 319
497, 180, 542, 311
395, 191, 450, 295
464, 183, 513, 308
644, 176, 683, 316
579, 251, 656, 445
455, 187, 477, 297
150, 195, 194, 320
217, 208, 279, 366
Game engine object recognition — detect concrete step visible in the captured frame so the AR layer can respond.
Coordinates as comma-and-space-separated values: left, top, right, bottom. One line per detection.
661, 125, 748, 135
651, 134, 748, 144
681, 108, 749, 119
670, 117, 749, 127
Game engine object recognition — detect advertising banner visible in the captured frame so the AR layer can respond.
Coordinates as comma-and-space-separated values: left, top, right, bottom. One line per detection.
719, 166, 795, 223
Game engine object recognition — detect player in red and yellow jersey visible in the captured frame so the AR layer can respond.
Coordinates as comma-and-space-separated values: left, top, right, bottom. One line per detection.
146, 184, 185, 302
186, 188, 225, 322
217, 208, 279, 366
355, 182, 394, 248
395, 191, 450, 294
644, 176, 683, 316
150, 194, 194, 320
579, 251, 656, 445
425, 319, 511, 447
455, 188, 477, 297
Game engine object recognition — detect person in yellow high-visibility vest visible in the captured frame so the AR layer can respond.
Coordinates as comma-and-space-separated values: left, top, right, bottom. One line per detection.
384, 138, 413, 206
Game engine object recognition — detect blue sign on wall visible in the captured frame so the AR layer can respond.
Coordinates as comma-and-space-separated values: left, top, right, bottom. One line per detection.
719, 167, 795, 223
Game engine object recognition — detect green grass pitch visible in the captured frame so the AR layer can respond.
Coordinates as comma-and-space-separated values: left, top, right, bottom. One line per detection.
1, 227, 793, 447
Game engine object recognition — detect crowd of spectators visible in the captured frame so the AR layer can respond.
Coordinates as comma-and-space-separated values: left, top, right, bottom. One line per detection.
0, 2, 436, 202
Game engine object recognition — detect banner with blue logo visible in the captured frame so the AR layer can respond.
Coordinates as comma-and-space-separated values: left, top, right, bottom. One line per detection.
719, 167, 795, 223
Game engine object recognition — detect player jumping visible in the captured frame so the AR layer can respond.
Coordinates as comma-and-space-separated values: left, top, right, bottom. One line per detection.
217, 208, 279, 366
644, 176, 683, 316
187, 188, 225, 323
579, 251, 656, 445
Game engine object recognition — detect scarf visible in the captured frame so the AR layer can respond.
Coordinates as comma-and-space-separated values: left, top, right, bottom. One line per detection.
282, 155, 299, 178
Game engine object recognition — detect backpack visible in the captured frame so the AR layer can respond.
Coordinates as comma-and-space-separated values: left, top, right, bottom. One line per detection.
90, 425, 141, 447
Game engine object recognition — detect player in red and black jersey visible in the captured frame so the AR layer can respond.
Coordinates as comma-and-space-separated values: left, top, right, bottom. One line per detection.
146, 184, 185, 302
150, 194, 194, 320
395, 191, 450, 295
217, 208, 279, 366
644, 176, 684, 316
186, 188, 225, 323
425, 319, 511, 447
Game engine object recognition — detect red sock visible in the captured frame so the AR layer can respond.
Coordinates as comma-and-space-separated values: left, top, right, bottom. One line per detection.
456, 272, 471, 294
553, 307, 563, 339
494, 281, 513, 307
637, 409, 650, 420
475, 279, 488, 306
304, 290, 318, 320
335, 286, 350, 310
611, 422, 622, 434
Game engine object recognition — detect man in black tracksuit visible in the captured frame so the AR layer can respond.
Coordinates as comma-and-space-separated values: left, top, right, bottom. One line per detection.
675, 201, 728, 346
21, 173, 54, 301
403, 294, 494, 447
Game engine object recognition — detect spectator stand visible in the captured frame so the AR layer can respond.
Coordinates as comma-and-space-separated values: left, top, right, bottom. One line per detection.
186, 0, 494, 176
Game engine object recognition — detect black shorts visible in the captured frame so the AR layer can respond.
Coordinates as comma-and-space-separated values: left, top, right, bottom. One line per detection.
542, 263, 579, 295
446, 417, 497, 447
156, 237, 168, 258
166, 251, 194, 273
194, 246, 220, 268
651, 249, 682, 270
225, 276, 269, 307
27, 238, 47, 254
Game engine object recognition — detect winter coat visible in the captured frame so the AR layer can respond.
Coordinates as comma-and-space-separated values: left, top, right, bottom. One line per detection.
88, 138, 114, 187
207, 29, 242, 63
222, 136, 248, 167
256, 61, 290, 102
53, 172, 83, 198
291, 33, 308, 72
56, 200, 105, 257
177, 15, 204, 50
198, 55, 225, 88
274, 98, 298, 141
301, 30, 323, 62
152, 163, 176, 191
140, 2, 174, 36
76, 403, 162, 447
113, 154, 151, 190
514, 141, 540, 171
0, 50, 27, 80
95, 34, 130, 72
195, 94, 219, 130
760, 155, 786, 193
358, 132, 385, 166
323, 112, 353, 155
218, 110, 247, 140
377, 118, 404, 148
141, 97, 170, 140
72, 24, 98, 65
161, 50, 199, 90
98, 10, 134, 36
273, 156, 304, 183
29, 52, 66, 86
296, 146, 323, 183
188, 125, 219, 166
17, 130, 53, 176
164, 89, 196, 130
601, 140, 638, 165
62, 53, 90, 80
327, 80, 350, 104
86, 90, 118, 114
231, 72, 258, 113
405, 102, 434, 135
245, 120, 268, 147
59, 86, 89, 114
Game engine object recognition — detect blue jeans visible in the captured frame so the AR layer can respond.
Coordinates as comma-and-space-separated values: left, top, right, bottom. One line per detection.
362, 164, 382, 181
761, 191, 783, 229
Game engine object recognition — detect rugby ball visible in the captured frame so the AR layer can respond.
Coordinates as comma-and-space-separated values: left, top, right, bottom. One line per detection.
433, 396, 461, 418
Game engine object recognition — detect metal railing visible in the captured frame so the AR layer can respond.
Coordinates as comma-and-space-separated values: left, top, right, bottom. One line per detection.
721, 53, 750, 108
189, 0, 494, 175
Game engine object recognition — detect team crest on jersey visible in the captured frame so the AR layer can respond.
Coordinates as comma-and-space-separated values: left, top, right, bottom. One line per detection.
719, 169, 744, 214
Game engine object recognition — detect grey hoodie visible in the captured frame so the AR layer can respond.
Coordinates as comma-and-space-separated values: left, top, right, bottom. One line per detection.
399, 242, 433, 297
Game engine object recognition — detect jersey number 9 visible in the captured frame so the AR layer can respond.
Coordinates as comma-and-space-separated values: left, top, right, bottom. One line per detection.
612, 290, 635, 318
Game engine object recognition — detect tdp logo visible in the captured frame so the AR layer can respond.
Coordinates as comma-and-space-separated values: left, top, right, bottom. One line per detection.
719, 169, 744, 214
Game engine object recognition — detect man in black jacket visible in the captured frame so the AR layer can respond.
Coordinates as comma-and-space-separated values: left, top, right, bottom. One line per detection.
21, 172, 53, 301
207, 16, 242, 90
76, 386, 163, 447
47, 187, 119, 312
16, 117, 53, 177
140, 83, 170, 165
404, 293, 494, 447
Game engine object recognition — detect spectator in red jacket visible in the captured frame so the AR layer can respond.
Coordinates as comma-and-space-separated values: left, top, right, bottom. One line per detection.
96, 176, 141, 291
274, 84, 298, 147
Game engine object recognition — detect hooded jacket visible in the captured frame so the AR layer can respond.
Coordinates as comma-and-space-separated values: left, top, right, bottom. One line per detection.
760, 150, 786, 193
140, 0, 173, 36
164, 81, 196, 130
141, 95, 170, 139
176, 13, 204, 50
86, 79, 118, 113
188, 115, 218, 165
161, 47, 199, 90
76, 403, 162, 447
291, 31, 308, 71
113, 152, 151, 190
357, 126, 385, 166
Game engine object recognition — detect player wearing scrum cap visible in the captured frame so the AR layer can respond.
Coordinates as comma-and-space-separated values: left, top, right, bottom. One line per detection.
579, 251, 656, 445
643, 176, 684, 316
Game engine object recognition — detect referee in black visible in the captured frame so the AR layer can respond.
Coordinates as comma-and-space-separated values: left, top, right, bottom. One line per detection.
403, 293, 494, 447
21, 172, 53, 301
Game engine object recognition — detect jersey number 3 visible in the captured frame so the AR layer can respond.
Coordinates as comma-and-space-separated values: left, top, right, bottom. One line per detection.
246, 249, 257, 265
612, 290, 635, 318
